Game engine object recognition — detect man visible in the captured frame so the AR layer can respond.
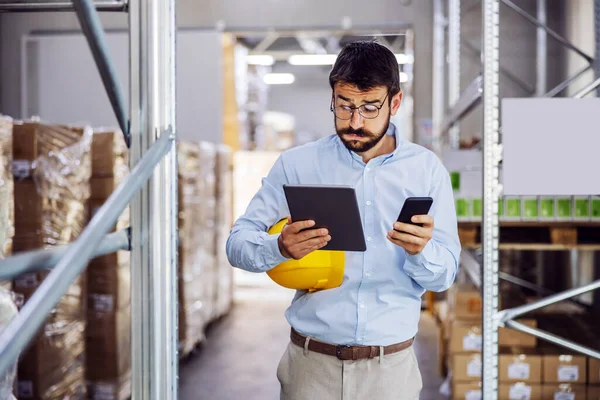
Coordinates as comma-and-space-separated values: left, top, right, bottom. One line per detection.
226, 40, 460, 400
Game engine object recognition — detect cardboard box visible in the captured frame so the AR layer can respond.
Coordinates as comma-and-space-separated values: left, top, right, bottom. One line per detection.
91, 130, 128, 178
453, 353, 482, 381
453, 381, 482, 399
86, 307, 131, 381
499, 383, 542, 400
87, 263, 130, 312
542, 384, 586, 399
588, 385, 600, 400
543, 354, 587, 384
589, 358, 600, 385
87, 373, 131, 400
448, 284, 482, 319
499, 353, 542, 383
449, 319, 537, 353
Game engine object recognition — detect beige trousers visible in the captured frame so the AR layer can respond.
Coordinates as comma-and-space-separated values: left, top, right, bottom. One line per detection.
277, 339, 423, 400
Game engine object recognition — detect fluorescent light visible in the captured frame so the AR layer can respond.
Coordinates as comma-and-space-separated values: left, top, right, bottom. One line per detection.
263, 73, 295, 85
400, 72, 409, 83
288, 54, 338, 66
288, 53, 414, 66
246, 55, 275, 66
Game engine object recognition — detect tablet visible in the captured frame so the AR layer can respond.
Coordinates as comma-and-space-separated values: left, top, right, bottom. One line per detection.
283, 184, 367, 252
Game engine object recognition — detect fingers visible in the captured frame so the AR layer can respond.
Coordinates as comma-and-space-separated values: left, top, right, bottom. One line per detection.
411, 214, 434, 228
387, 230, 424, 246
288, 219, 316, 234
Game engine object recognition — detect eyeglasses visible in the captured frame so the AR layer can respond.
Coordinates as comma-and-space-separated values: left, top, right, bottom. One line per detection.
330, 93, 389, 120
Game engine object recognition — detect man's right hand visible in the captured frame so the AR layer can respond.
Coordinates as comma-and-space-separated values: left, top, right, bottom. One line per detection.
278, 216, 331, 260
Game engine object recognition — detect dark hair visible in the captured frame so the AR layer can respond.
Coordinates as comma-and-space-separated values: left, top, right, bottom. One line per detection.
329, 40, 401, 96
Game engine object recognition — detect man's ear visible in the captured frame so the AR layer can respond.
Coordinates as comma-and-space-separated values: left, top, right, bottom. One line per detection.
390, 91, 403, 116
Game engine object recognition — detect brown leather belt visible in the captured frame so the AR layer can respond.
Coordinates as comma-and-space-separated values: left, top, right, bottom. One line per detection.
290, 328, 414, 361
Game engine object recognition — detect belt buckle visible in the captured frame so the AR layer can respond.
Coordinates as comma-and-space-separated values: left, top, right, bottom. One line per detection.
335, 344, 351, 360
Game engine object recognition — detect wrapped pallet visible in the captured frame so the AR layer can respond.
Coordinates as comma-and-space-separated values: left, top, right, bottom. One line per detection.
0, 115, 15, 291
0, 286, 19, 400
12, 121, 91, 400
197, 142, 217, 322
178, 141, 207, 356
86, 130, 131, 400
213, 144, 234, 318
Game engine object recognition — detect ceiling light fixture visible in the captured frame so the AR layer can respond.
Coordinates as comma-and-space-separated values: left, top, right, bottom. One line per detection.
247, 55, 275, 66
263, 73, 295, 85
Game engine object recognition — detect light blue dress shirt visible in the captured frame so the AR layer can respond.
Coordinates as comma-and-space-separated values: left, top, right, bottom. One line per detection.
226, 123, 461, 346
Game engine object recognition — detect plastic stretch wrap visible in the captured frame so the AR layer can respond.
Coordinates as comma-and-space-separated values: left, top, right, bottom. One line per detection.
0, 287, 19, 400
12, 121, 91, 399
177, 141, 207, 355
0, 116, 14, 291
197, 142, 217, 322
214, 145, 234, 317
86, 129, 131, 400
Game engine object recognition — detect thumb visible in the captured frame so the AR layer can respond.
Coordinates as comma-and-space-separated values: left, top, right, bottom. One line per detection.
287, 216, 293, 225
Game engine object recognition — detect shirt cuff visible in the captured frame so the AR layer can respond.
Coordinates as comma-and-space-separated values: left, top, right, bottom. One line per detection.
403, 240, 436, 276
261, 233, 290, 269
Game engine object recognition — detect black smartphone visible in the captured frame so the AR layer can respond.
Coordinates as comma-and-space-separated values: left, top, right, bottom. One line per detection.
396, 197, 434, 226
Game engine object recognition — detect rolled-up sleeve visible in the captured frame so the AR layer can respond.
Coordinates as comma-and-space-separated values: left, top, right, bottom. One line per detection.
226, 156, 291, 273
403, 159, 461, 292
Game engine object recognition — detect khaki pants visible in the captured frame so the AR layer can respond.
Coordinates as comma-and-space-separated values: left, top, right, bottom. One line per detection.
277, 339, 423, 400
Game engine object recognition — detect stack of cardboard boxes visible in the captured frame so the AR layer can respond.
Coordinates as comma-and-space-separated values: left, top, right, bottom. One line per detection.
178, 141, 209, 356
214, 145, 234, 318
12, 121, 92, 399
0, 115, 14, 291
85, 130, 131, 400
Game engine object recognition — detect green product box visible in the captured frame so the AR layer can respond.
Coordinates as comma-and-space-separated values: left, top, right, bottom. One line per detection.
472, 198, 482, 219
456, 198, 470, 220
498, 198, 504, 219
556, 197, 572, 220
574, 196, 590, 220
522, 197, 538, 220
592, 196, 600, 219
539, 197, 555, 220
450, 171, 461, 191
505, 197, 522, 220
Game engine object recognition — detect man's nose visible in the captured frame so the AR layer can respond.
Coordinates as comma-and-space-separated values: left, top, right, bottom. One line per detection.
349, 109, 364, 130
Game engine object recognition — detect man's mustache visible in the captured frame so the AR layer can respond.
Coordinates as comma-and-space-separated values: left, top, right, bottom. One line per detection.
338, 128, 369, 137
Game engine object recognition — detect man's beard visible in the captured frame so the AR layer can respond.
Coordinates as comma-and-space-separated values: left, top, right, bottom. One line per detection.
335, 116, 390, 153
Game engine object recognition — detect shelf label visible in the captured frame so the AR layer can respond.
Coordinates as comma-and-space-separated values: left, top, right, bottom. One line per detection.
557, 365, 579, 382
91, 294, 114, 313
463, 334, 482, 351
467, 358, 482, 377
18, 381, 34, 398
508, 362, 531, 380
554, 392, 575, 400
509, 384, 532, 400
465, 389, 482, 400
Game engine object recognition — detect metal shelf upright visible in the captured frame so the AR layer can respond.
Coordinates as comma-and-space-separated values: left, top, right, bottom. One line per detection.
434, 0, 600, 398
0, 1, 179, 399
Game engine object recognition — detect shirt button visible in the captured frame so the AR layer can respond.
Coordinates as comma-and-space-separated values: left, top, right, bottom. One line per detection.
359, 303, 365, 309
366, 167, 370, 172
366, 201, 372, 206
367, 237, 372, 242
365, 272, 371, 278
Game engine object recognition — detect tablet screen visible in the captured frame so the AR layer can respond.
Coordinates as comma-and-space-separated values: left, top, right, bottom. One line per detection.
283, 184, 367, 252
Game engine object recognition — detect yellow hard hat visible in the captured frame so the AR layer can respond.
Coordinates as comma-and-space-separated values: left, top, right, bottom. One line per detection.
266, 219, 345, 292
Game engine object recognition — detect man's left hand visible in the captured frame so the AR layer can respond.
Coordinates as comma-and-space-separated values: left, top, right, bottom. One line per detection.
387, 215, 434, 255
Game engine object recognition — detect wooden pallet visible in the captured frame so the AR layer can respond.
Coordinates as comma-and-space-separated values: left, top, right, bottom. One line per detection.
458, 221, 600, 250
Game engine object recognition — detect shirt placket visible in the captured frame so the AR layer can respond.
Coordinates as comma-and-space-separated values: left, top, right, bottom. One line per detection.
355, 161, 376, 344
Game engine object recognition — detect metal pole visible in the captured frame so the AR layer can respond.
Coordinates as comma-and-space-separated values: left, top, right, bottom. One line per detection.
129, 0, 179, 397
504, 320, 600, 360
502, 0, 595, 63
431, 0, 445, 155
0, 229, 130, 280
73, 0, 130, 146
544, 64, 593, 97
482, 0, 500, 398
596, 0, 600, 96
501, 280, 600, 322
0, 133, 172, 378
448, 0, 461, 149
536, 0, 547, 96
0, 1, 127, 12
573, 77, 600, 98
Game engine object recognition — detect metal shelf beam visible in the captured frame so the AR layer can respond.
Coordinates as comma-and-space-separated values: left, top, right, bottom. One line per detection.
0, 0, 127, 12
440, 75, 483, 135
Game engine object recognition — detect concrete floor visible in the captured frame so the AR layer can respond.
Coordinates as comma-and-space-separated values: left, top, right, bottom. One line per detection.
179, 283, 445, 400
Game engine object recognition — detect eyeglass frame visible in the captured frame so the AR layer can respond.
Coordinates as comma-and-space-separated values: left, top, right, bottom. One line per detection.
329, 92, 390, 120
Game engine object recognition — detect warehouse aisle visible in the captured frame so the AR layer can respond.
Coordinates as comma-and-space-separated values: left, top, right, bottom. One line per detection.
179, 281, 444, 400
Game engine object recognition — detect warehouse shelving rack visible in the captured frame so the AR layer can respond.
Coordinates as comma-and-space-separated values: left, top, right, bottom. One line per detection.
0, 1, 179, 399
433, 0, 600, 398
